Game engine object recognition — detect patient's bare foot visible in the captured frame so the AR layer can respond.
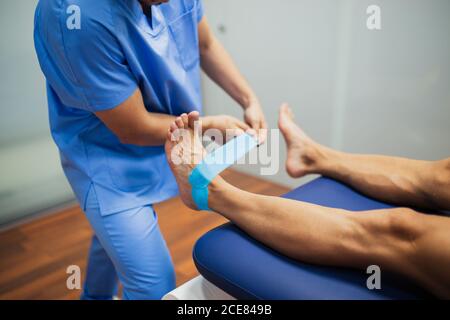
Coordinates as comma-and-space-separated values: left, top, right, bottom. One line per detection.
165, 111, 223, 210
278, 104, 322, 178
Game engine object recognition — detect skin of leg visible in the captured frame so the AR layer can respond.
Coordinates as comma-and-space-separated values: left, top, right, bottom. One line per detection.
318, 151, 450, 211
208, 182, 450, 298
278, 104, 450, 211
165, 112, 450, 298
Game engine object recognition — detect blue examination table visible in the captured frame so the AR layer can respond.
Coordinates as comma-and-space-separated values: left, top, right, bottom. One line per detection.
193, 177, 434, 300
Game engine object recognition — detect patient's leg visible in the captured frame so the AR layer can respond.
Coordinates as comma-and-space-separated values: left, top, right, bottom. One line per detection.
278, 104, 450, 211
165, 112, 450, 298
209, 183, 450, 298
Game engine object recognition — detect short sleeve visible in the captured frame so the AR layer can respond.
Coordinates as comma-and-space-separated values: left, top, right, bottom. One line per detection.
52, 12, 137, 112
196, 0, 204, 23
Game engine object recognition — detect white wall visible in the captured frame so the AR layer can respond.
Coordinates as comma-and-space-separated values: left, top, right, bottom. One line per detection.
0, 0, 73, 226
0, 0, 49, 145
202, 0, 450, 187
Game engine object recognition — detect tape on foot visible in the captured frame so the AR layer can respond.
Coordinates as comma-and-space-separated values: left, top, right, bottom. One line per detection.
188, 133, 259, 210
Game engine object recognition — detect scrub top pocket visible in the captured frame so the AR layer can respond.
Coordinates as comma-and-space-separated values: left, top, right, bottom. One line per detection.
169, 9, 200, 71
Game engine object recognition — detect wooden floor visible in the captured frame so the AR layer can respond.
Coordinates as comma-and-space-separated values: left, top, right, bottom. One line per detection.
0, 170, 289, 300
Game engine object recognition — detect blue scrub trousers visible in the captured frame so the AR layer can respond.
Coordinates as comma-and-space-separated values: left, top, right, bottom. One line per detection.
80, 186, 175, 300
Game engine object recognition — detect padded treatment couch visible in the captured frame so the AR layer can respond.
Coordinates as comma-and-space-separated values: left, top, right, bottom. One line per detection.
193, 177, 434, 299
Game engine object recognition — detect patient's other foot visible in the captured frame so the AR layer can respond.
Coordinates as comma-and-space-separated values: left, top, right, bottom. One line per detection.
165, 112, 223, 210
278, 104, 322, 178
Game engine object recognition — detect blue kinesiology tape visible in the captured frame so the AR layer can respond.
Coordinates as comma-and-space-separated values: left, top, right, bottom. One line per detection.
188, 133, 259, 210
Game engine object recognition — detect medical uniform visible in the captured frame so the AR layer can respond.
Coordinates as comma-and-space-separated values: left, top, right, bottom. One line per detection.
34, 0, 203, 299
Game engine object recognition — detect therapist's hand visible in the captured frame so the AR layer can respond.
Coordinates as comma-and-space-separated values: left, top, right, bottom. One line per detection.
243, 99, 267, 143
202, 115, 251, 142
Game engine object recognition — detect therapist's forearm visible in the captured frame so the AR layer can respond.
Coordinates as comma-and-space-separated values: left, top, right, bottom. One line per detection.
97, 88, 227, 147
120, 112, 177, 146
95, 88, 176, 146
119, 112, 230, 146
200, 36, 257, 109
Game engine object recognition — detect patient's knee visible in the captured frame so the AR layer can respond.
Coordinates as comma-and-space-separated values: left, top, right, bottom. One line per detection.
385, 208, 425, 242
354, 208, 425, 262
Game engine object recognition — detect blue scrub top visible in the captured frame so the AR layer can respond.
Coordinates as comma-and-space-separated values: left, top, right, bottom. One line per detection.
34, 0, 204, 215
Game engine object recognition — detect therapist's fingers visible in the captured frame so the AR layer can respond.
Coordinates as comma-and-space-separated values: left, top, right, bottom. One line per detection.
234, 119, 250, 131
226, 119, 250, 140
261, 118, 268, 130
236, 120, 250, 138
251, 118, 261, 131
228, 128, 245, 140
245, 128, 257, 137
248, 117, 267, 143
258, 118, 268, 143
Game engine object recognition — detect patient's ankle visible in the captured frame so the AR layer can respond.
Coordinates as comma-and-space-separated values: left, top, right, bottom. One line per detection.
207, 175, 224, 199
286, 139, 330, 177
314, 146, 348, 177
302, 142, 344, 177
208, 177, 242, 214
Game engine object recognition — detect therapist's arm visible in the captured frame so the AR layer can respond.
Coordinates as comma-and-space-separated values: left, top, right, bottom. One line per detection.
95, 88, 176, 146
198, 17, 267, 139
95, 88, 251, 146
